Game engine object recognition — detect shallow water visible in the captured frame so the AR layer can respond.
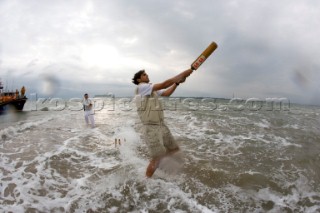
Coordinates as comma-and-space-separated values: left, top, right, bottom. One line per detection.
0, 99, 320, 212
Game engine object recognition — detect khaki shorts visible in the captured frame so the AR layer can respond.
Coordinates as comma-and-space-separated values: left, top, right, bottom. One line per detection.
144, 124, 179, 158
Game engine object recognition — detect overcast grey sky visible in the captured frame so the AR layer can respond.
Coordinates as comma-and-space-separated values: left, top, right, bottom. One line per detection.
1, 0, 319, 105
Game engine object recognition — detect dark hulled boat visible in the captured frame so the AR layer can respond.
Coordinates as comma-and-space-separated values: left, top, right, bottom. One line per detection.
0, 80, 27, 114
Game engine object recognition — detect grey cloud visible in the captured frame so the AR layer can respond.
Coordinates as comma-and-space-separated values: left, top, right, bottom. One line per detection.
1, 0, 320, 105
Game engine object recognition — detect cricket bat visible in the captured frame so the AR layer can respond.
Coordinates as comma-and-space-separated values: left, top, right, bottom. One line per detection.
191, 42, 218, 70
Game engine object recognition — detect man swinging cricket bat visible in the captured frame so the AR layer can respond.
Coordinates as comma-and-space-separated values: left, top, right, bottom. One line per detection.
132, 42, 218, 178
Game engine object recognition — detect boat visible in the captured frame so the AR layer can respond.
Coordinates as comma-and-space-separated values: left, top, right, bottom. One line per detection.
0, 79, 27, 114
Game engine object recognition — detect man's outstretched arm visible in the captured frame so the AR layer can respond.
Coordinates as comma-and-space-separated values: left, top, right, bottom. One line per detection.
152, 68, 193, 92
161, 83, 179, 97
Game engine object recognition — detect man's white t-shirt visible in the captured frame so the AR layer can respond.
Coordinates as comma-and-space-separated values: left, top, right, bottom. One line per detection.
83, 98, 93, 111
137, 83, 164, 96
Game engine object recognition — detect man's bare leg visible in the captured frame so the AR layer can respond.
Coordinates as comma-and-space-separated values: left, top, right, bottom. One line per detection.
146, 158, 161, 177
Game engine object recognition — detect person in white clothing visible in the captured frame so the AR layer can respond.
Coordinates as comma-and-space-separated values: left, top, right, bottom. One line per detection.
82, 93, 95, 128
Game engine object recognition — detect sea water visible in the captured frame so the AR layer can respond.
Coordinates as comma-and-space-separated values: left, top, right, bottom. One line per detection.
0, 98, 319, 212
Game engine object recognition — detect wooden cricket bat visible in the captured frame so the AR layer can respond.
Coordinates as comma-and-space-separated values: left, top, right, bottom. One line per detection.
191, 42, 218, 70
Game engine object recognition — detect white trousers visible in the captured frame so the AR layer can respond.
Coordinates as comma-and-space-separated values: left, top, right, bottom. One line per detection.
84, 110, 95, 128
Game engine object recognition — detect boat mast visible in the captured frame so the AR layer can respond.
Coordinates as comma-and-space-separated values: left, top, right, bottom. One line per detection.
0, 78, 3, 93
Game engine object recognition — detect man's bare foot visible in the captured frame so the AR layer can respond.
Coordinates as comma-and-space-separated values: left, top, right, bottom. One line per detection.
146, 159, 160, 178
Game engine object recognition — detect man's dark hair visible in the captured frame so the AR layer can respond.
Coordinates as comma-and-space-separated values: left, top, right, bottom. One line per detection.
132, 70, 145, 85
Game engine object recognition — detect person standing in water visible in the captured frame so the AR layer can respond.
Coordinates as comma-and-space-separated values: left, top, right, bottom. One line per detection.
82, 93, 95, 128
132, 68, 193, 177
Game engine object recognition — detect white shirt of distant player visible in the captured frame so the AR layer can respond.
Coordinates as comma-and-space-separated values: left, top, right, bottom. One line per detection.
83, 98, 93, 111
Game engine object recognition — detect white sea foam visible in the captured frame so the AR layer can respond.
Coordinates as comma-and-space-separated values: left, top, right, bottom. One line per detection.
1, 103, 320, 212
0, 116, 53, 141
